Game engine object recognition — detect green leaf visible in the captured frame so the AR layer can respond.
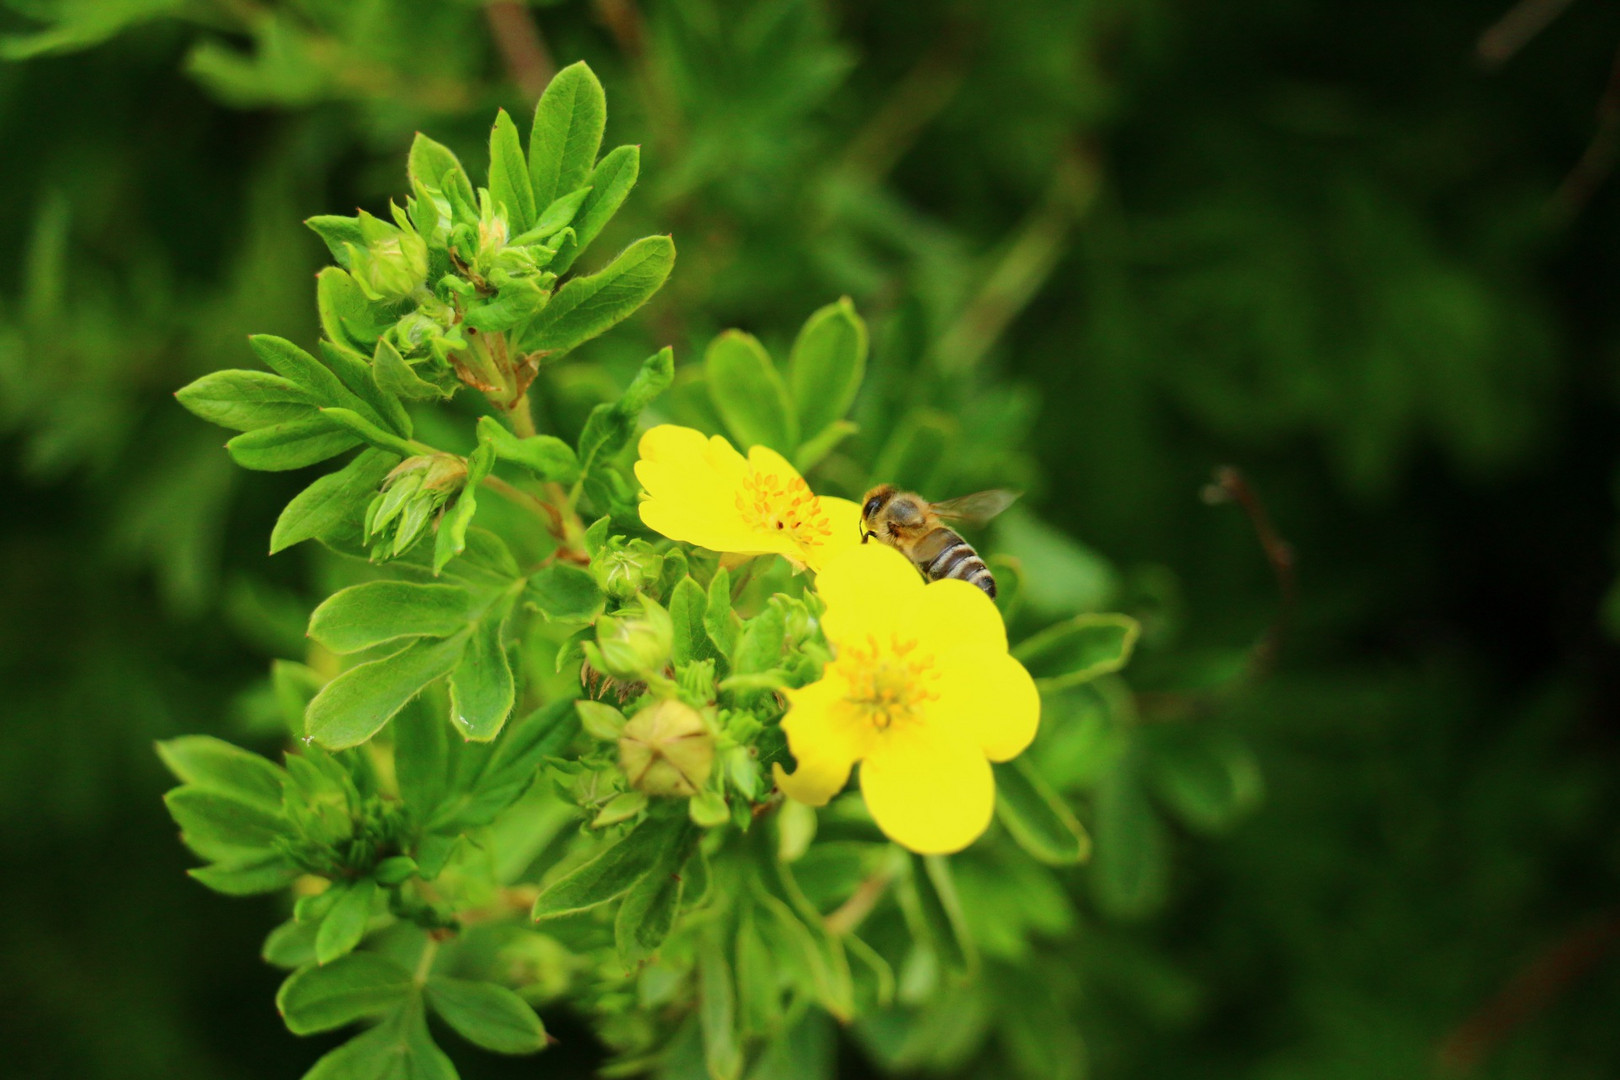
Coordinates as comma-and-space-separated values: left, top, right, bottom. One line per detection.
227, 417, 360, 472
994, 508, 1119, 617
529, 186, 590, 239
993, 758, 1091, 865
788, 297, 867, 442
1013, 613, 1140, 689
164, 786, 291, 861
552, 144, 639, 274
733, 605, 784, 676
310, 581, 475, 654
523, 235, 675, 359
264, 919, 319, 970
306, 215, 364, 267
271, 449, 400, 554
488, 108, 536, 233
705, 569, 740, 661
532, 812, 687, 920
317, 267, 394, 352
315, 877, 379, 964
176, 369, 319, 432
434, 442, 496, 573
409, 133, 476, 211
448, 596, 516, 741
318, 340, 410, 436
526, 563, 603, 621
249, 334, 352, 407
1091, 760, 1171, 919
576, 347, 674, 477
276, 951, 414, 1035
393, 700, 450, 821
871, 407, 954, 493
305, 635, 468, 750
705, 330, 796, 454
793, 419, 857, 474
319, 407, 420, 459
189, 852, 302, 896
614, 821, 697, 962
373, 338, 444, 402
669, 577, 713, 665
426, 977, 546, 1054
528, 60, 606, 210
156, 736, 285, 810
907, 853, 976, 975
1143, 730, 1263, 834
700, 946, 743, 1080
303, 998, 456, 1080
475, 415, 580, 482
438, 699, 579, 829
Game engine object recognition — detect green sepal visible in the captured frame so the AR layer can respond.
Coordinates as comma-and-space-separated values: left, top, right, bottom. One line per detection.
316, 267, 394, 353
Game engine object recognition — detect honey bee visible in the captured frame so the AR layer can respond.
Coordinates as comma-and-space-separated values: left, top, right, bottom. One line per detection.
859, 485, 1019, 597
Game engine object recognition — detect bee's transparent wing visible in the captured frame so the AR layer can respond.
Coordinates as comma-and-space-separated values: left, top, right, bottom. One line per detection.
930, 489, 1020, 525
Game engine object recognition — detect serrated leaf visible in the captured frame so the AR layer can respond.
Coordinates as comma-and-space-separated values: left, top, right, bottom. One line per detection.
271, 449, 400, 554
475, 415, 579, 482
276, 951, 413, 1035
448, 596, 516, 741
551, 144, 639, 274
157, 735, 285, 810
706, 330, 796, 454
523, 235, 674, 359
305, 634, 468, 749
176, 369, 320, 432
788, 297, 867, 441
226, 416, 359, 472
528, 60, 606, 210
488, 108, 536, 233
993, 757, 1091, 865
1013, 613, 1140, 689
532, 812, 687, 920
315, 878, 379, 964
426, 977, 546, 1054
309, 581, 475, 654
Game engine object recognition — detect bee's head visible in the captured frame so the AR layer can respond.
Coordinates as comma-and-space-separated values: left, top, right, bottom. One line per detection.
859, 484, 897, 541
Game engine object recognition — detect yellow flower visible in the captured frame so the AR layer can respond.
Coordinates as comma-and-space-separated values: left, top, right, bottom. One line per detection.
772, 543, 1040, 854
634, 424, 861, 571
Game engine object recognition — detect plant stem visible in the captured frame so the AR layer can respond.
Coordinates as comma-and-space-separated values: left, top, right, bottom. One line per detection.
507, 391, 537, 437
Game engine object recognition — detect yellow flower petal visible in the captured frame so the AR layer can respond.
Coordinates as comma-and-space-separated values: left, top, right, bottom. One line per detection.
859, 724, 995, 854
933, 651, 1040, 762
814, 543, 920, 645
775, 675, 872, 805
810, 497, 864, 569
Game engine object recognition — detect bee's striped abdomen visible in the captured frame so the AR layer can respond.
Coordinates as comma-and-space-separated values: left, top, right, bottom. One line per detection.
919, 527, 997, 598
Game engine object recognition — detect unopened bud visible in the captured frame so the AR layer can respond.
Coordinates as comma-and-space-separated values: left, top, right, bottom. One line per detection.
618, 699, 713, 797
347, 211, 429, 301
591, 541, 665, 602
592, 597, 673, 678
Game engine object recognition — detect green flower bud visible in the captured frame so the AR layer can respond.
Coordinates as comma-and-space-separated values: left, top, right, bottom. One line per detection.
618, 699, 714, 797
346, 209, 428, 301
593, 596, 674, 679
364, 453, 466, 559
591, 539, 665, 602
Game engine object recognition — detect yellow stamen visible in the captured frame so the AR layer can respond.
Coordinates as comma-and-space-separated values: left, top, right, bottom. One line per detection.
835, 634, 941, 731
734, 471, 835, 553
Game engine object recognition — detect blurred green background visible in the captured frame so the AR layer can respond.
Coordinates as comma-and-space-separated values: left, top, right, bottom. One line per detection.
3, 1, 1618, 1077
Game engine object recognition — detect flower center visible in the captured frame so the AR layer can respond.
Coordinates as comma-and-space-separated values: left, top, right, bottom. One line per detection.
735, 470, 834, 551
835, 635, 941, 731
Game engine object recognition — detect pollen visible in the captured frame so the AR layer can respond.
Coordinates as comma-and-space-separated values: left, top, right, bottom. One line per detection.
735, 470, 835, 551
834, 634, 941, 731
